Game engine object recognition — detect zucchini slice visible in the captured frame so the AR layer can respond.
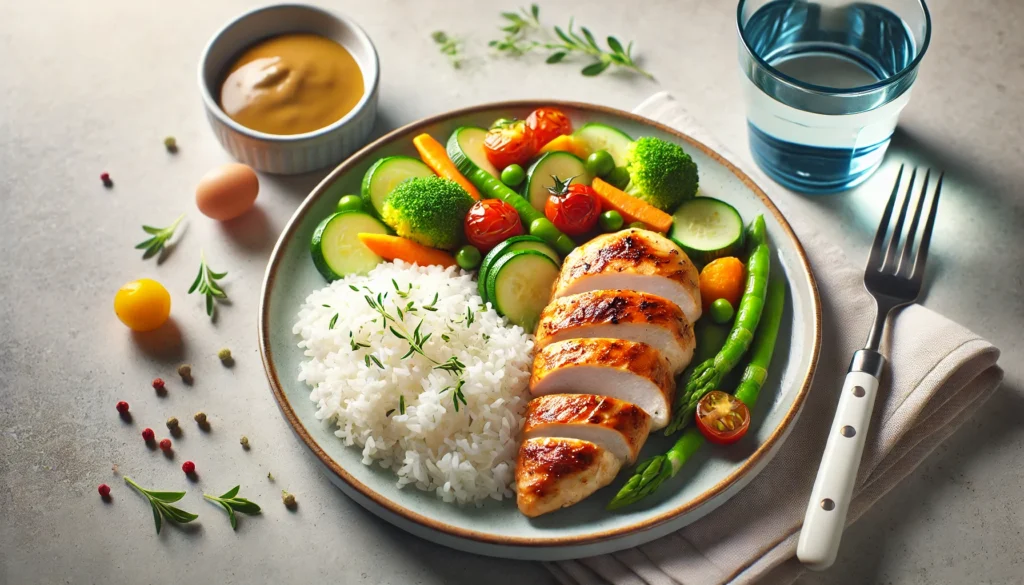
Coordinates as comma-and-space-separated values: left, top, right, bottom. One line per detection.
310, 211, 390, 280
668, 197, 745, 266
573, 123, 633, 167
485, 250, 560, 331
447, 127, 500, 178
360, 156, 434, 217
524, 151, 592, 212
477, 235, 559, 300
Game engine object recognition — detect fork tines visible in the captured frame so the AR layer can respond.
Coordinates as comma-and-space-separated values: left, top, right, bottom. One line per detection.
866, 165, 944, 284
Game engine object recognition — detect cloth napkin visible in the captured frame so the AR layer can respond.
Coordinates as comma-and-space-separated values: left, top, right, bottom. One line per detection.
546, 92, 1004, 585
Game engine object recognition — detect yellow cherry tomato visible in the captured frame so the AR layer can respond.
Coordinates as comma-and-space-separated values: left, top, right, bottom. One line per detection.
114, 278, 171, 331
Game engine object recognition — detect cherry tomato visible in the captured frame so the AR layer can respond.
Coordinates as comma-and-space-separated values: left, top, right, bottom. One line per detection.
464, 199, 524, 253
544, 178, 601, 236
695, 390, 751, 445
526, 107, 573, 150
483, 120, 536, 170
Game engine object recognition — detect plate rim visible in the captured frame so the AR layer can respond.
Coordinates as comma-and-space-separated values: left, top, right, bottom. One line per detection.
258, 99, 822, 549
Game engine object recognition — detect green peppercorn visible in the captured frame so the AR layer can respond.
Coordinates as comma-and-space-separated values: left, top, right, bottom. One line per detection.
177, 364, 193, 383
163, 136, 178, 153
240, 435, 250, 449
194, 411, 207, 424
166, 417, 179, 430
282, 490, 297, 508
217, 348, 232, 362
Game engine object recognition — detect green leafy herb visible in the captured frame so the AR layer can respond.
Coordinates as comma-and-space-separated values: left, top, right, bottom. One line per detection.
124, 476, 198, 534
489, 5, 653, 79
399, 395, 406, 415
423, 293, 439, 312
329, 314, 339, 329
349, 331, 370, 352
442, 379, 469, 412
432, 31, 464, 68
188, 250, 228, 318
203, 485, 261, 530
135, 214, 185, 260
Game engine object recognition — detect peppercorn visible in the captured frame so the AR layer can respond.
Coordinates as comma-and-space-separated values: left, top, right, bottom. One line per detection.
100, 172, 113, 188
141, 428, 155, 442
98, 484, 111, 498
194, 411, 207, 424
217, 348, 232, 363
166, 417, 179, 430
177, 364, 193, 384
159, 438, 172, 452
163, 136, 178, 153
115, 401, 130, 414
282, 490, 297, 508
181, 460, 196, 475
152, 378, 165, 392
239, 435, 249, 449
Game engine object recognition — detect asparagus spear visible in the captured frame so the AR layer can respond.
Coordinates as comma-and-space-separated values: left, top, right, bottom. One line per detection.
664, 215, 771, 434
608, 275, 786, 509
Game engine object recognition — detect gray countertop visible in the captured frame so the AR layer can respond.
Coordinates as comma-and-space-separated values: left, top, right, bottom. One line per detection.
2, 0, 1022, 583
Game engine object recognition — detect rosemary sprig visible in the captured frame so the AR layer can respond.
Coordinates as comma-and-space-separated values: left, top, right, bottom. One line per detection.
188, 250, 228, 318
203, 485, 261, 530
124, 476, 198, 534
432, 31, 464, 68
135, 214, 185, 260
490, 5, 653, 79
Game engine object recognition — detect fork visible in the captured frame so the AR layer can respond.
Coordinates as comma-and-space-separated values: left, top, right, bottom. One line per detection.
796, 165, 943, 570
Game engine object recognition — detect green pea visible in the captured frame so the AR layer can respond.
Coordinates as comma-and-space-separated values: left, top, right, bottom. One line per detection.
455, 245, 482, 270
598, 210, 624, 232
709, 298, 735, 324
500, 164, 526, 188
627, 221, 649, 230
585, 150, 615, 177
529, 217, 559, 242
605, 166, 631, 190
336, 195, 363, 212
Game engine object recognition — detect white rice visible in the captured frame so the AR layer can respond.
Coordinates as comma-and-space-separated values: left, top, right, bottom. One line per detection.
293, 261, 534, 504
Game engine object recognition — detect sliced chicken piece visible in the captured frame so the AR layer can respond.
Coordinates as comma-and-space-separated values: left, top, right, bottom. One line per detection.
535, 290, 696, 375
516, 436, 622, 518
552, 228, 702, 323
530, 339, 675, 430
523, 393, 651, 462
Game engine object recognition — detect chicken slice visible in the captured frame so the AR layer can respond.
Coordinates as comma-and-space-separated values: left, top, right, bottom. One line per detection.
523, 393, 651, 462
530, 339, 675, 430
516, 437, 622, 518
552, 228, 702, 323
535, 290, 696, 375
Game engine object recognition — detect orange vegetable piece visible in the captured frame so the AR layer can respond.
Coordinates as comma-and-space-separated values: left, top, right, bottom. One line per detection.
590, 177, 673, 233
699, 257, 745, 312
537, 134, 590, 160
412, 133, 480, 200
357, 233, 457, 268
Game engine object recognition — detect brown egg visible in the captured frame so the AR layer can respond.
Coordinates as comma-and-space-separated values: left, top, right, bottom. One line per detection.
195, 163, 259, 221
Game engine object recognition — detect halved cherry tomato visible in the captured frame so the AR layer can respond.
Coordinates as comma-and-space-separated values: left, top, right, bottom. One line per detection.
526, 107, 573, 150
544, 177, 601, 237
695, 390, 751, 445
463, 199, 524, 253
483, 120, 536, 170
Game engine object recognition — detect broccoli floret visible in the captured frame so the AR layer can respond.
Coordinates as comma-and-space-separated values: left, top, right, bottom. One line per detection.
625, 137, 699, 211
380, 177, 474, 250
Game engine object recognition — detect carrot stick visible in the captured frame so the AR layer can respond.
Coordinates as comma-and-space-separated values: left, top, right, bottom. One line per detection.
591, 177, 674, 233
413, 133, 481, 200
358, 233, 458, 268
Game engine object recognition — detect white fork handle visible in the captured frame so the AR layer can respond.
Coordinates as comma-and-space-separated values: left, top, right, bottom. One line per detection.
797, 349, 884, 570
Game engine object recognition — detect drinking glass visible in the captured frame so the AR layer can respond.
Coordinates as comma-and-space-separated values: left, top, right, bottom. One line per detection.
737, 0, 931, 193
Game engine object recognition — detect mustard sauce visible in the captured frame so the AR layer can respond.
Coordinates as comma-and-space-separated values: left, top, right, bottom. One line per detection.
220, 34, 364, 135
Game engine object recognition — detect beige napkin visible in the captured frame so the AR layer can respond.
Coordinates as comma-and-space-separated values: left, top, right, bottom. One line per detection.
546, 92, 1004, 585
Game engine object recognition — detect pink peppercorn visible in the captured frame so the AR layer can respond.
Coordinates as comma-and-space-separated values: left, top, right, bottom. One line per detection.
98, 484, 111, 498
159, 438, 172, 452
100, 172, 113, 187
152, 378, 165, 391
141, 428, 155, 442
115, 401, 130, 414
182, 461, 196, 474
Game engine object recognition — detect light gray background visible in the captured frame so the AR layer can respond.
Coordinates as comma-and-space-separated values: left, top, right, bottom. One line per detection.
1, 1, 1021, 584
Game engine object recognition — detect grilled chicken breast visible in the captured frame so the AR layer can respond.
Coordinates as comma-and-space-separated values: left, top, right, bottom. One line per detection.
552, 229, 702, 324
530, 339, 675, 429
535, 290, 696, 375
523, 393, 651, 462
516, 437, 622, 518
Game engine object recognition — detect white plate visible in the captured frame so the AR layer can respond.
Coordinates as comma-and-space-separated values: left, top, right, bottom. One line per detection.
259, 101, 821, 560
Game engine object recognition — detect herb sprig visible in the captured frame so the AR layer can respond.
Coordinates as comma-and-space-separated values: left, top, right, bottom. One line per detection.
188, 250, 228, 319
135, 214, 185, 260
203, 485, 261, 530
124, 477, 198, 534
432, 31, 464, 68
490, 5, 653, 79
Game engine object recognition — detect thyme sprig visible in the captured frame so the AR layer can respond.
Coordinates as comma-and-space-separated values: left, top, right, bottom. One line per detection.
203, 485, 261, 530
124, 477, 198, 534
188, 250, 228, 319
135, 214, 185, 260
432, 31, 464, 68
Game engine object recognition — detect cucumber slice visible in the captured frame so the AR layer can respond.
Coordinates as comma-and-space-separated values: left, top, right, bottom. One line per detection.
668, 197, 745, 265
477, 235, 559, 299
360, 156, 434, 217
573, 123, 633, 167
310, 211, 390, 280
447, 127, 500, 178
524, 151, 592, 212
485, 250, 560, 331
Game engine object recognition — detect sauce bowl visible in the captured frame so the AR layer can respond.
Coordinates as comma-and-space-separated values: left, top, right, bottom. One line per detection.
198, 3, 380, 175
